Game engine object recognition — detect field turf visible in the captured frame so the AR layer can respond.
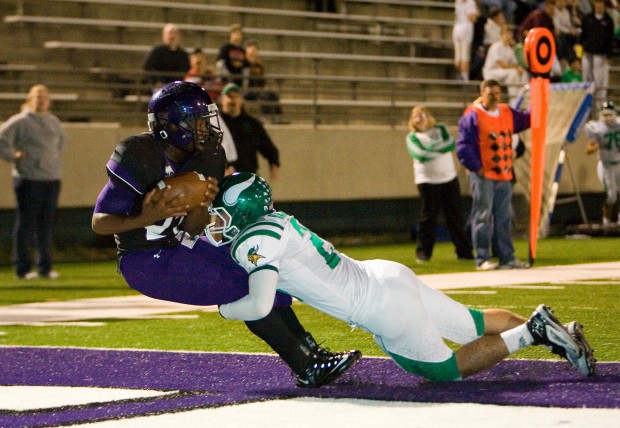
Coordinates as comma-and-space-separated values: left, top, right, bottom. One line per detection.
1, 237, 619, 362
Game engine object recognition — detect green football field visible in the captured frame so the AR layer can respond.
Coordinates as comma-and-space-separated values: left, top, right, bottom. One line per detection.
1, 237, 619, 362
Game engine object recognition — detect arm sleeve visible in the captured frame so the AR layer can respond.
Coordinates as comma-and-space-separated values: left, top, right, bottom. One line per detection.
456, 111, 482, 172
584, 120, 598, 140
510, 108, 531, 133
0, 118, 18, 162
93, 178, 140, 215
56, 117, 68, 152
219, 269, 279, 321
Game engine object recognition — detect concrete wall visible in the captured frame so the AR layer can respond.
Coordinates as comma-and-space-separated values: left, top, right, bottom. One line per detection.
0, 123, 603, 209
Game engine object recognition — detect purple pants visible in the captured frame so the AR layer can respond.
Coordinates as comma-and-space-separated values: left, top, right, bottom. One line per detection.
119, 237, 292, 307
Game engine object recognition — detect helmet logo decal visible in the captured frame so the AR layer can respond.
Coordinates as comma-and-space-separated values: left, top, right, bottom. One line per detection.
247, 245, 265, 266
223, 177, 255, 206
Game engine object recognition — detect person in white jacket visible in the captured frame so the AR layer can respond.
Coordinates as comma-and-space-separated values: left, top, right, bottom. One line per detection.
482, 26, 528, 103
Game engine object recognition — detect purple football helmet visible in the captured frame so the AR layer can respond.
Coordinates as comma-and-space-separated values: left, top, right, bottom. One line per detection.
147, 81, 223, 152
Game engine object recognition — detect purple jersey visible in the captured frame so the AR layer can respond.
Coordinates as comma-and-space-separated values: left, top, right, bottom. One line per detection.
94, 133, 226, 252
91, 132, 293, 307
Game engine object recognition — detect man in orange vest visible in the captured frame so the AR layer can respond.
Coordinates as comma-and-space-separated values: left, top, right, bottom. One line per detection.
456, 79, 531, 271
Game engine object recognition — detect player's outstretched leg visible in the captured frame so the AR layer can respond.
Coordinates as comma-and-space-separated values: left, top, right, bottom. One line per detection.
527, 304, 595, 376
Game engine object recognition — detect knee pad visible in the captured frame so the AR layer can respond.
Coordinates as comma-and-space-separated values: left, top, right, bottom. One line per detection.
389, 352, 462, 382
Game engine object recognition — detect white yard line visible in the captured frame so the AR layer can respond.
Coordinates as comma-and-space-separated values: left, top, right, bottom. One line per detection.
82, 397, 620, 428
420, 261, 620, 290
1, 262, 618, 326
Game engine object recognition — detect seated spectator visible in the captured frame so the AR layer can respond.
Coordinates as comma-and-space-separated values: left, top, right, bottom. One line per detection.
483, 26, 529, 103
575, 0, 593, 18
514, 1, 544, 26
517, 0, 564, 80
481, 0, 517, 23
216, 23, 249, 87
554, 0, 580, 67
184, 48, 222, 102
561, 56, 583, 82
143, 23, 190, 91
484, 8, 507, 47
517, 0, 556, 42
243, 40, 284, 122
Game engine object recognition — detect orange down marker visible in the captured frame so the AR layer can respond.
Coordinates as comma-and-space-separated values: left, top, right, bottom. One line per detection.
523, 27, 555, 266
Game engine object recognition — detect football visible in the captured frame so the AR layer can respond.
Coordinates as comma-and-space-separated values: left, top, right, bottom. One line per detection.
151, 172, 214, 211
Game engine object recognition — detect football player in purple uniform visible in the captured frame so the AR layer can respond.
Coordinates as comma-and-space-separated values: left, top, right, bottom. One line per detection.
92, 81, 360, 387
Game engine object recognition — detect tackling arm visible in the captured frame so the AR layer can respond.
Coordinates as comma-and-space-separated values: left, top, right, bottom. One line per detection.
219, 269, 279, 321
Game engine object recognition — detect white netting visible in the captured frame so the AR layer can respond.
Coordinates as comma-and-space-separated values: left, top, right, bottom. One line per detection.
513, 82, 594, 237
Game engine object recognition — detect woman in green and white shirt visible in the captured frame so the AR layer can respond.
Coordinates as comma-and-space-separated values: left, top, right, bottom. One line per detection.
406, 106, 472, 263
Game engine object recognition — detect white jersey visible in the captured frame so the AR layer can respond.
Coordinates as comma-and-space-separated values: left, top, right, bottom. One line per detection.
231, 211, 370, 324
584, 118, 620, 165
230, 211, 480, 367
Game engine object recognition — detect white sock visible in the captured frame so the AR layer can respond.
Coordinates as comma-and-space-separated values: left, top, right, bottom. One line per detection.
460, 72, 469, 81
603, 217, 610, 226
500, 324, 535, 354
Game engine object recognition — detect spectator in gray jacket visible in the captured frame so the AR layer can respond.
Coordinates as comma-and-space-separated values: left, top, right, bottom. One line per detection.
0, 85, 67, 279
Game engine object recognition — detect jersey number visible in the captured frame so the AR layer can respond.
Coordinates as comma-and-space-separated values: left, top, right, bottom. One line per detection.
290, 217, 340, 269
145, 216, 182, 241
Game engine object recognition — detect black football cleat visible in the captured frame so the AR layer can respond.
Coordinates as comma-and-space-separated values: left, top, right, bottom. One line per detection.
296, 349, 361, 388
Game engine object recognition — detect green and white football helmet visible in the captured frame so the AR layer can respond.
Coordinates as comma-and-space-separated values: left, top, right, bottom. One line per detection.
600, 101, 618, 126
205, 172, 274, 246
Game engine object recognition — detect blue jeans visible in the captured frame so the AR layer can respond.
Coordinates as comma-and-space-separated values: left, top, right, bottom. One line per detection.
468, 173, 515, 265
12, 178, 61, 276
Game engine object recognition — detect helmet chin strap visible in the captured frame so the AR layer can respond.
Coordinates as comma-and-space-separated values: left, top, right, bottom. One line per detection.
157, 125, 198, 156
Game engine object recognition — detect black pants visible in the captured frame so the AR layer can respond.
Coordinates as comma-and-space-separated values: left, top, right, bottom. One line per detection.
13, 178, 60, 276
416, 178, 472, 260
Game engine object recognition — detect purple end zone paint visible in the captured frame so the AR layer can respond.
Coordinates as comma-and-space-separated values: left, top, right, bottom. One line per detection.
0, 347, 618, 427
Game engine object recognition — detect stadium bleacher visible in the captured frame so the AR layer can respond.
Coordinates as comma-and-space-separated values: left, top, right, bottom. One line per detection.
0, 0, 609, 239
0, 0, 476, 126
0, 0, 617, 126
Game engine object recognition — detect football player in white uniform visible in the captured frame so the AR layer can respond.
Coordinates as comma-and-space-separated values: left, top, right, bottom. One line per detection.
585, 101, 620, 226
206, 172, 596, 382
